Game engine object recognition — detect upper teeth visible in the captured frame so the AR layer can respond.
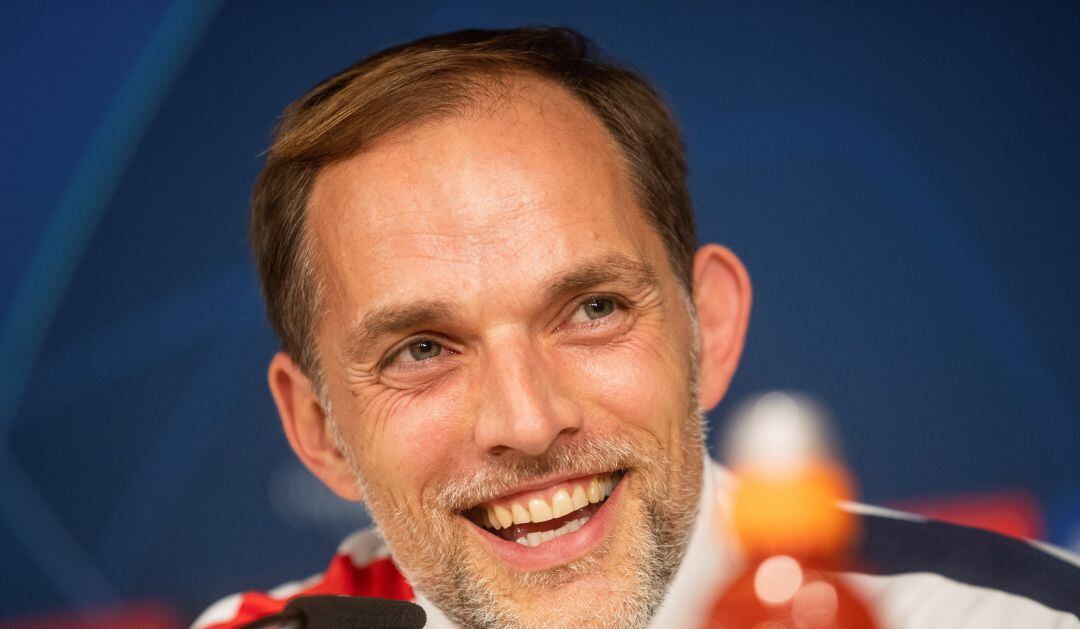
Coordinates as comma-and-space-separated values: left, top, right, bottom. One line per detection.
482, 473, 617, 531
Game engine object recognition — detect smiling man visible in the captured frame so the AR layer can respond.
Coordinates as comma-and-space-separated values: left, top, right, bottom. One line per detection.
286, 67, 735, 626
196, 26, 1079, 629
199, 27, 748, 628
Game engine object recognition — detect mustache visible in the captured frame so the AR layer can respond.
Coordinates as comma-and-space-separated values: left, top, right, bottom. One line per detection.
433, 435, 658, 512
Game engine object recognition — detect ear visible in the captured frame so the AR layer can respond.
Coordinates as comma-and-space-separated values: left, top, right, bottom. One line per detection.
268, 351, 363, 501
693, 244, 752, 411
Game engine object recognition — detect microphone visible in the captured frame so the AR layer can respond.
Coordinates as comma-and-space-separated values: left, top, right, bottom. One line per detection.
240, 595, 427, 629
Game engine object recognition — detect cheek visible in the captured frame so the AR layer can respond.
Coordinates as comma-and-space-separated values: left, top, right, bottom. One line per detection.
354, 379, 471, 506
568, 326, 689, 437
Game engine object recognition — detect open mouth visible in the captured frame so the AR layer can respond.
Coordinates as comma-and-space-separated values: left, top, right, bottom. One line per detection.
464, 471, 625, 548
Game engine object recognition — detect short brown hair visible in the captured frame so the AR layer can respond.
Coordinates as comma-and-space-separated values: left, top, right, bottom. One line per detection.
252, 26, 696, 379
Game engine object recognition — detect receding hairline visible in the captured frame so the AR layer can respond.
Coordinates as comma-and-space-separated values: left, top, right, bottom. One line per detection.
251, 27, 698, 384
290, 71, 556, 383
309, 71, 621, 183
302, 71, 652, 334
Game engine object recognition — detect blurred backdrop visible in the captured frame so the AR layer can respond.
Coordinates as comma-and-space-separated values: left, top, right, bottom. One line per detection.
2, 1, 1078, 625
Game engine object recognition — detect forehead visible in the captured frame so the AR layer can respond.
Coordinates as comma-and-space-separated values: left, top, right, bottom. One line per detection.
306, 78, 664, 324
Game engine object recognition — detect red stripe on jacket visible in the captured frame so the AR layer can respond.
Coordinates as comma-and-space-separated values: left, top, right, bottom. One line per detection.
201, 555, 413, 628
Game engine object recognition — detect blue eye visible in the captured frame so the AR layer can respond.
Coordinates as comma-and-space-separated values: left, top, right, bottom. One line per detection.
406, 339, 442, 361
578, 297, 616, 321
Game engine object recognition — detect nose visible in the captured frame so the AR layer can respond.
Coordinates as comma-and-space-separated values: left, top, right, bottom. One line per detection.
473, 334, 583, 457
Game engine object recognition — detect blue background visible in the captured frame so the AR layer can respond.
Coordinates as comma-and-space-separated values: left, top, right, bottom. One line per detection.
2, 1, 1078, 622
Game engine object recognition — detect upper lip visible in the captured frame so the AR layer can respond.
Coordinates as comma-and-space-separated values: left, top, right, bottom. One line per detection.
463, 468, 622, 511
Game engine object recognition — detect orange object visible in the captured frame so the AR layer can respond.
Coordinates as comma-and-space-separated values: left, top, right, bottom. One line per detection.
703, 461, 877, 627
731, 462, 856, 562
704, 392, 879, 628
705, 558, 878, 629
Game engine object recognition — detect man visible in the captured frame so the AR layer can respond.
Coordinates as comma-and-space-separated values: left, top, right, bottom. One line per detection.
196, 27, 1079, 628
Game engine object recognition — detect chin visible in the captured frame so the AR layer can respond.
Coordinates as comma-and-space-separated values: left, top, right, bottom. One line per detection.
449, 547, 662, 629
364, 432, 704, 628
434, 480, 682, 628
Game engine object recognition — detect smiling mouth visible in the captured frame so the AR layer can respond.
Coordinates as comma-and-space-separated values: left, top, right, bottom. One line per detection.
464, 471, 625, 548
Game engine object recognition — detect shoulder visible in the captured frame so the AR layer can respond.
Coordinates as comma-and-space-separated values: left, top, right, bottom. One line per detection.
706, 460, 1080, 625
191, 528, 413, 629
841, 502, 1080, 627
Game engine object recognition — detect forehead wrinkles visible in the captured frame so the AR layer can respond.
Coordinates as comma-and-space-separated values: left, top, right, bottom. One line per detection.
306, 79, 642, 317
313, 77, 626, 224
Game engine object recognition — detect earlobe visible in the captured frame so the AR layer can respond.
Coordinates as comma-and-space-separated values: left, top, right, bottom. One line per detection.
692, 244, 752, 411
268, 352, 364, 501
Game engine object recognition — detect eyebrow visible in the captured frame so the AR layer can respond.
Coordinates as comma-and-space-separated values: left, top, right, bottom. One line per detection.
342, 300, 458, 366
543, 252, 659, 300
340, 252, 658, 366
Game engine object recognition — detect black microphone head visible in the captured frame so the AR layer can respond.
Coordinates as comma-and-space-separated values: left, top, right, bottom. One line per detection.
284, 595, 427, 629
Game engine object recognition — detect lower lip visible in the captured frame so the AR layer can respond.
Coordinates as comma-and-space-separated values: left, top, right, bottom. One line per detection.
465, 474, 627, 571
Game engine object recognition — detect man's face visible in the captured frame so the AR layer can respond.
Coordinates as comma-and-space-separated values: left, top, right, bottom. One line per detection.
305, 79, 704, 627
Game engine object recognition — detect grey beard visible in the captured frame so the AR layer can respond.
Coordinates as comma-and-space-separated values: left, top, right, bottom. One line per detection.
334, 298, 705, 628
353, 408, 705, 629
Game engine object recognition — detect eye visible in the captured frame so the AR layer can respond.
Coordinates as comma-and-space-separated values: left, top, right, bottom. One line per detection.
570, 297, 618, 323
393, 338, 443, 364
